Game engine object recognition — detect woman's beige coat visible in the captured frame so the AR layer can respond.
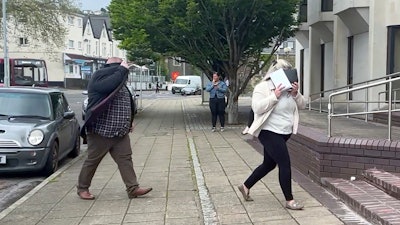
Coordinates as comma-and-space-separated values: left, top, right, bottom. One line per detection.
247, 79, 306, 137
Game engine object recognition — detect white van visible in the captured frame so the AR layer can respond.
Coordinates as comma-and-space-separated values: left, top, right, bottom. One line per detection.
171, 75, 202, 94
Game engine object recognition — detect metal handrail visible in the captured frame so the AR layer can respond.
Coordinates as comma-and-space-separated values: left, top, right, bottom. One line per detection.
378, 88, 400, 110
328, 76, 400, 140
309, 71, 400, 112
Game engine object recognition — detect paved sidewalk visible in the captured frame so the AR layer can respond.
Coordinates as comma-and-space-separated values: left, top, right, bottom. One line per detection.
0, 96, 346, 225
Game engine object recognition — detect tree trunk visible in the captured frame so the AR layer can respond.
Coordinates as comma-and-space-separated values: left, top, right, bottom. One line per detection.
227, 93, 239, 124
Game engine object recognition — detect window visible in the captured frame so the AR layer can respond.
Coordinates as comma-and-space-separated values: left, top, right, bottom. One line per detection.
347, 36, 354, 100
68, 16, 74, 25
78, 41, 82, 50
95, 41, 99, 55
287, 41, 294, 49
50, 93, 68, 119
69, 64, 73, 73
299, 0, 307, 22
320, 44, 325, 96
19, 37, 28, 45
388, 26, 400, 74
321, 0, 333, 12
68, 40, 74, 49
102, 43, 106, 56
387, 26, 400, 101
77, 18, 82, 27
87, 40, 91, 55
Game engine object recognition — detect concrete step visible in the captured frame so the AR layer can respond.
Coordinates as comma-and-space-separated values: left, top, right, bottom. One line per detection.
322, 177, 400, 225
372, 112, 400, 127
364, 168, 400, 200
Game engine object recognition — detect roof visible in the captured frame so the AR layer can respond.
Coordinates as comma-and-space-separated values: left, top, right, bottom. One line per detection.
82, 16, 89, 36
0, 87, 62, 94
83, 15, 113, 41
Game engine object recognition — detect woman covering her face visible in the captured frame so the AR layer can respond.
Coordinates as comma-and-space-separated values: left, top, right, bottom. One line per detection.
238, 59, 306, 210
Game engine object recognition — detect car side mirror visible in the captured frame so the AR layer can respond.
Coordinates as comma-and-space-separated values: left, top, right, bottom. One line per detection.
82, 90, 88, 95
63, 111, 75, 119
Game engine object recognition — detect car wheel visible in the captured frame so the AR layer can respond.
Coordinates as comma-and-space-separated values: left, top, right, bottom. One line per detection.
43, 141, 59, 176
172, 89, 176, 94
68, 132, 80, 158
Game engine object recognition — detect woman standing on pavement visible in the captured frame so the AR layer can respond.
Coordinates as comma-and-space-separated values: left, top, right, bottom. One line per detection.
238, 59, 306, 210
205, 72, 228, 132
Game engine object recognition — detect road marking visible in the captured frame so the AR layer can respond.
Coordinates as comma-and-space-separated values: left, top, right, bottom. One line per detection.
182, 101, 219, 225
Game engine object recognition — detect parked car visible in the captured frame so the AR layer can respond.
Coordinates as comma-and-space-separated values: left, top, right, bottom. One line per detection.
181, 84, 201, 95
0, 87, 81, 175
81, 86, 139, 121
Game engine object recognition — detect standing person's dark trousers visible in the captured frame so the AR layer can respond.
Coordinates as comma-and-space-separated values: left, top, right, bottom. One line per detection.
209, 97, 225, 128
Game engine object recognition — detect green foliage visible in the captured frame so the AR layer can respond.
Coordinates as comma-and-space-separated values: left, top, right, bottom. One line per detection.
1, 0, 79, 51
109, 0, 299, 121
110, 0, 298, 73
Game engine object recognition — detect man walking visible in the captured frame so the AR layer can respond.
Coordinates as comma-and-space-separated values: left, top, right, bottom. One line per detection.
77, 57, 152, 200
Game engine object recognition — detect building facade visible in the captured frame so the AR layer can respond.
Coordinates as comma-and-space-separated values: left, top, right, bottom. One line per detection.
3, 13, 126, 87
296, 0, 400, 106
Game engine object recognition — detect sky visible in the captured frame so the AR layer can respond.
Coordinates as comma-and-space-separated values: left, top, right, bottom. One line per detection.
78, 0, 111, 11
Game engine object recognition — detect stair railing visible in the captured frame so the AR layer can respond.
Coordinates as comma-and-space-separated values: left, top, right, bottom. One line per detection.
309, 72, 400, 113
328, 76, 400, 140
378, 88, 400, 110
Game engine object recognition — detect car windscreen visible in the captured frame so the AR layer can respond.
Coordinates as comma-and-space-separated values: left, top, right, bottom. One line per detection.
0, 92, 51, 118
175, 79, 188, 84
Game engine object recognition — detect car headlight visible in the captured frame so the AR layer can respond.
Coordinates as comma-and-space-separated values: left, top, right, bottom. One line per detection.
28, 130, 44, 146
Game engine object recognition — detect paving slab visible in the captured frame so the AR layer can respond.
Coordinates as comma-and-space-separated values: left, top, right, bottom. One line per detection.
0, 96, 366, 225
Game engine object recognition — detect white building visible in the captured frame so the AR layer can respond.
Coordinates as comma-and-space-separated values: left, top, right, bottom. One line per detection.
296, 0, 400, 106
63, 14, 127, 87
2, 13, 126, 87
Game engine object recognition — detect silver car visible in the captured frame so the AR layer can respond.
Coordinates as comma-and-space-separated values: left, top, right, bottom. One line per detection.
181, 84, 201, 95
0, 87, 80, 175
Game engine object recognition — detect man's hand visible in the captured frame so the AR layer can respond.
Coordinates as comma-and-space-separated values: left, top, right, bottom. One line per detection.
129, 122, 135, 133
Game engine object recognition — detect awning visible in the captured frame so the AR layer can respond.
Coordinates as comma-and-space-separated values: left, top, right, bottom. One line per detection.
64, 53, 106, 65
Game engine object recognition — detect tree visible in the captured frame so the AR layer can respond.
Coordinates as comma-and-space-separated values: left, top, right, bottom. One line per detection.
109, 0, 299, 123
1, 0, 79, 53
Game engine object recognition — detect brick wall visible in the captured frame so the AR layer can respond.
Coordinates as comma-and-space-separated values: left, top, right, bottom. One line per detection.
287, 125, 400, 183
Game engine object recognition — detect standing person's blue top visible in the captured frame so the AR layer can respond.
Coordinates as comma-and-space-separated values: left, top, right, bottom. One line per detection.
205, 77, 228, 99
